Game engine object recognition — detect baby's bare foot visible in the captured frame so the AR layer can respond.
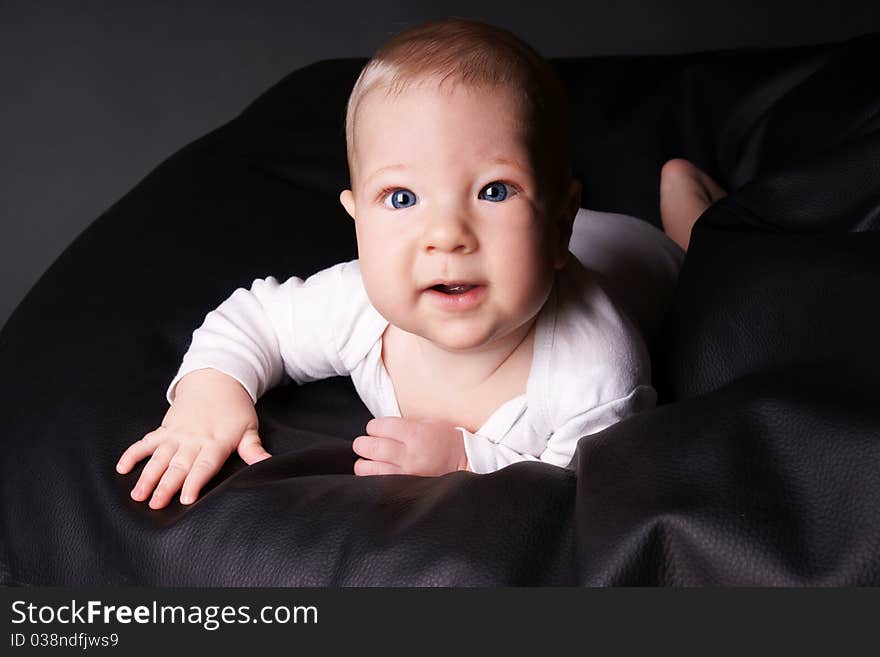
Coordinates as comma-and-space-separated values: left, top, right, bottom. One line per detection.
660, 158, 728, 251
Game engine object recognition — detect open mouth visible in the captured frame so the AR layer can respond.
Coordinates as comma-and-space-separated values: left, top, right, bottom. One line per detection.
423, 281, 486, 310
430, 283, 478, 295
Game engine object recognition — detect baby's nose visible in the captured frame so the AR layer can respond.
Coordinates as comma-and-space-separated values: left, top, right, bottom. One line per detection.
422, 214, 478, 255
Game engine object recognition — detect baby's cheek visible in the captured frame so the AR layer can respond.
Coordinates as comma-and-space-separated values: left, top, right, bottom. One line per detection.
361, 272, 415, 331
507, 261, 554, 317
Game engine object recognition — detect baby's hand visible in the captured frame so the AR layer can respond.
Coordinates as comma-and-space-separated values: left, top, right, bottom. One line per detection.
116, 369, 271, 509
352, 417, 469, 476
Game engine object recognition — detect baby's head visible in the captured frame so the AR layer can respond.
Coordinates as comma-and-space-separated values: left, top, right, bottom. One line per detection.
339, 19, 581, 352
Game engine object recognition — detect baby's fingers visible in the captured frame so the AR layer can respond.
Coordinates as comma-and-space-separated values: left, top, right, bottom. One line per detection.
148, 444, 199, 509
180, 443, 228, 505
130, 442, 176, 503
353, 435, 403, 464
116, 430, 162, 474
354, 458, 402, 476
237, 429, 271, 465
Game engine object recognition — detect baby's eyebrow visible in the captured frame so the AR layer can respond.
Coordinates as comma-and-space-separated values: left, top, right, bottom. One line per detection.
363, 156, 531, 187
364, 163, 407, 187
488, 156, 531, 175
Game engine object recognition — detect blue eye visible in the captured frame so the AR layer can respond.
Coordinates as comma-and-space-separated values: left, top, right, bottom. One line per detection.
383, 188, 417, 209
479, 181, 513, 202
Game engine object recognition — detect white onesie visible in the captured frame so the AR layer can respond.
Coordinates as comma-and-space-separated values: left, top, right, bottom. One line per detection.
167, 209, 683, 473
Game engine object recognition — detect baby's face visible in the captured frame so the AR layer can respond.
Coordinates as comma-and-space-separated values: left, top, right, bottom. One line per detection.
340, 82, 577, 352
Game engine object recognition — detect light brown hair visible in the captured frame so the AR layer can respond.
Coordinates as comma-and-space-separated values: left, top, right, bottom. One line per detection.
344, 18, 572, 202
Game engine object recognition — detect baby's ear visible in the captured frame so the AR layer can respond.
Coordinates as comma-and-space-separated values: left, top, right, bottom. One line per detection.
554, 178, 582, 269
339, 189, 357, 220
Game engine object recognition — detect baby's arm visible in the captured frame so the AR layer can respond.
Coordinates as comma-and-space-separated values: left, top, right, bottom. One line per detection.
118, 264, 360, 507
350, 386, 654, 476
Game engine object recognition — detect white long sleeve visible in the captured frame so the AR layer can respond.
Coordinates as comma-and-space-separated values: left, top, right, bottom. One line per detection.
166, 261, 386, 404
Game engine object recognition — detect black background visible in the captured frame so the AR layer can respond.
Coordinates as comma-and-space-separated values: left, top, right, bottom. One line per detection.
2, 0, 879, 329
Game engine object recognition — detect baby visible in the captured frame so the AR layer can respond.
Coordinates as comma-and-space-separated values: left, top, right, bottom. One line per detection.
116, 18, 726, 509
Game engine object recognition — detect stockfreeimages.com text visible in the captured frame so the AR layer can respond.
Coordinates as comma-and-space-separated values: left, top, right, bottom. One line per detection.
11, 599, 317, 631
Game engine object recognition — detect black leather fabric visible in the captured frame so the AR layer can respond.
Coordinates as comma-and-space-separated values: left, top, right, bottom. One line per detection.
2, 34, 878, 585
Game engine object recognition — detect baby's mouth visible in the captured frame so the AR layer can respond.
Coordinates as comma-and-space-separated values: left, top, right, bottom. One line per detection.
430, 283, 478, 295
423, 280, 487, 309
